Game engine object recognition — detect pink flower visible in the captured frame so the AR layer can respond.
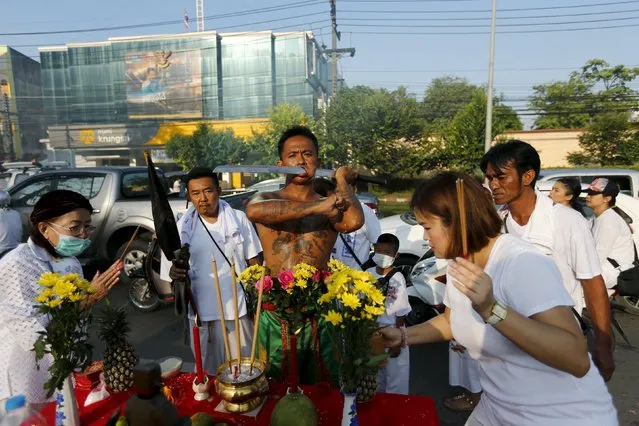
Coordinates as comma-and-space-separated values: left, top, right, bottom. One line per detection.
321, 270, 332, 280
255, 275, 273, 293
312, 270, 322, 283
278, 270, 295, 290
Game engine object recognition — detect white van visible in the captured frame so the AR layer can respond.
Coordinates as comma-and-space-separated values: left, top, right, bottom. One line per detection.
538, 168, 639, 199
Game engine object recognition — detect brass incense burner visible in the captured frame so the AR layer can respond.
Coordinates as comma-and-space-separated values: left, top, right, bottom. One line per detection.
214, 358, 269, 413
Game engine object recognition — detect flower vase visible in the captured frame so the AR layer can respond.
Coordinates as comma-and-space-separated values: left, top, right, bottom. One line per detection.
341, 392, 359, 426
55, 375, 80, 426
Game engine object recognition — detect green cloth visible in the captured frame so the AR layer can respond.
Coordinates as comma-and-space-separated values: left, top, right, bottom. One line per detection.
258, 311, 338, 385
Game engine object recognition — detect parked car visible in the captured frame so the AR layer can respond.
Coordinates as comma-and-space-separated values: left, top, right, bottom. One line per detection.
538, 168, 639, 199
8, 167, 255, 286
379, 212, 428, 268
0, 161, 69, 190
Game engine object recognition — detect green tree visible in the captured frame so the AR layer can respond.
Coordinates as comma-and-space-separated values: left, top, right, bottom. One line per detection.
247, 103, 318, 165
568, 112, 639, 166
165, 123, 246, 170
321, 86, 425, 176
422, 76, 476, 127
529, 59, 639, 129
439, 89, 523, 172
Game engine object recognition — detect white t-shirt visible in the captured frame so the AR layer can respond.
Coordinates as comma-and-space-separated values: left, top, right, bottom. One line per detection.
333, 203, 381, 269
592, 208, 636, 291
444, 235, 617, 425
505, 203, 602, 313
160, 210, 261, 322
0, 209, 22, 255
367, 267, 411, 327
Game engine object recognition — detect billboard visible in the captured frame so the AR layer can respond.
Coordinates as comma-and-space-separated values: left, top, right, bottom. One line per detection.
125, 50, 202, 119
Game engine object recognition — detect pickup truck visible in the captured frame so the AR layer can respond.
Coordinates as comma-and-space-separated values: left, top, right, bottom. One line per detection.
8, 167, 255, 284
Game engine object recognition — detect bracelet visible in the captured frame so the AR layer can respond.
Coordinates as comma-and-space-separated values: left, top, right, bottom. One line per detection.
398, 325, 408, 348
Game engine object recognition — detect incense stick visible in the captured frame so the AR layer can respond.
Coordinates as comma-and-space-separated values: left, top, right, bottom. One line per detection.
212, 257, 232, 372
456, 179, 468, 257
230, 261, 242, 375
249, 262, 267, 374
118, 225, 141, 262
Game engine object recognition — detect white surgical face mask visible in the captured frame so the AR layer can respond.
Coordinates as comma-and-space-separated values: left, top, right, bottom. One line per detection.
373, 253, 395, 268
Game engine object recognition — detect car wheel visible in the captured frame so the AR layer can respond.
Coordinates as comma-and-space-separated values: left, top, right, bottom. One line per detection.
128, 278, 160, 312
116, 239, 150, 287
616, 295, 639, 316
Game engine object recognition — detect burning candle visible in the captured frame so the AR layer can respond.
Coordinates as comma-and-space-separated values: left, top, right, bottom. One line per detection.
192, 317, 205, 384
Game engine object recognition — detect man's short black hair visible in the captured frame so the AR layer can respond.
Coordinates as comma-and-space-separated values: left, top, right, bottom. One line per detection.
278, 125, 319, 159
480, 140, 541, 187
185, 167, 220, 189
376, 233, 400, 255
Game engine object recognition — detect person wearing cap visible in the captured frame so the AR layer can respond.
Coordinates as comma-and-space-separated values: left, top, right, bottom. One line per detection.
160, 167, 262, 376
0, 190, 122, 405
586, 178, 636, 295
0, 190, 22, 260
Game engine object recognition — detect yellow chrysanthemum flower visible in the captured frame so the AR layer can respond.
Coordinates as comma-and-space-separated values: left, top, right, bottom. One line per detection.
35, 294, 50, 304
48, 299, 62, 308
68, 293, 86, 303
295, 279, 308, 289
328, 258, 347, 273
340, 292, 361, 310
324, 310, 343, 326
365, 304, 386, 316
354, 280, 374, 295
318, 292, 334, 305
368, 288, 385, 306
54, 281, 76, 299
38, 272, 59, 288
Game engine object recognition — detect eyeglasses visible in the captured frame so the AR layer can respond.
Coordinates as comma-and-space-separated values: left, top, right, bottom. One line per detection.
48, 222, 96, 236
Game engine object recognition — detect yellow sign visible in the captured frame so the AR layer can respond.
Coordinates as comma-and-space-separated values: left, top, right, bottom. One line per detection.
79, 129, 95, 145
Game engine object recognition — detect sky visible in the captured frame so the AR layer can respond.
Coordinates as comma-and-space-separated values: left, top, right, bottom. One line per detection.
2, 0, 638, 128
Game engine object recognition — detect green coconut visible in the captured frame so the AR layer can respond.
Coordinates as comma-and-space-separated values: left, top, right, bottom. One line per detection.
270, 393, 318, 426
190, 412, 215, 426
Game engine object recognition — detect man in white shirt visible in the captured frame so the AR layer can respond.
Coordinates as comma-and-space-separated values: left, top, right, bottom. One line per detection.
161, 168, 262, 374
586, 177, 636, 295
481, 140, 615, 382
0, 191, 22, 260
313, 178, 381, 270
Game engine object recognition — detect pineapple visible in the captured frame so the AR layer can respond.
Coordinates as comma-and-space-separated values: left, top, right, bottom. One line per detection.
97, 302, 138, 393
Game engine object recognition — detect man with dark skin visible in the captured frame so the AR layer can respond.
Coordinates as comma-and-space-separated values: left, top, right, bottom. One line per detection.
246, 125, 364, 384
481, 141, 614, 382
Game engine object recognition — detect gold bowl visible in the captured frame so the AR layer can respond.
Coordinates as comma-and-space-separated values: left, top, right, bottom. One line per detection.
214, 358, 269, 413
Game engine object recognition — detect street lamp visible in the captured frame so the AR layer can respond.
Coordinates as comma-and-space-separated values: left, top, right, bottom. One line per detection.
484, 0, 497, 153
0, 79, 14, 160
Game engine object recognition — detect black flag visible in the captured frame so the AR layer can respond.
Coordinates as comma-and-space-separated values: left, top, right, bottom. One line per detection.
144, 150, 181, 261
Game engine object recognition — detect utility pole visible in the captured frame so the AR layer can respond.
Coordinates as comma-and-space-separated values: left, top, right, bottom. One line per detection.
196, 0, 204, 32
330, 0, 338, 98
0, 80, 14, 160
484, 0, 497, 153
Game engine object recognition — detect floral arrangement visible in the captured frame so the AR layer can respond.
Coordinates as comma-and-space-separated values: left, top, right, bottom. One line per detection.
32, 272, 96, 397
318, 259, 387, 394
239, 262, 330, 325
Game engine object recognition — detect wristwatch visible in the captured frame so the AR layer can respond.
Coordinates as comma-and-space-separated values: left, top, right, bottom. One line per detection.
485, 300, 508, 326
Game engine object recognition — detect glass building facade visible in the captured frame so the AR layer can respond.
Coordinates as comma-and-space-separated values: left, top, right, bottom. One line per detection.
40, 31, 329, 129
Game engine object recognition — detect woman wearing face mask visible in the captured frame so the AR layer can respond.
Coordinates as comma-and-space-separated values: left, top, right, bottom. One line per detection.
0, 190, 122, 405
550, 177, 586, 217
367, 233, 411, 395
381, 172, 617, 425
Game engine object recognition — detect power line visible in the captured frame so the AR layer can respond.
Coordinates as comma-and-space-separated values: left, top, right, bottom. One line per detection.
0, 0, 325, 36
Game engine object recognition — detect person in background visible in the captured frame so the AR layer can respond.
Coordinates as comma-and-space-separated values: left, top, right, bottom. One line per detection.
171, 178, 181, 194
367, 233, 411, 395
0, 190, 122, 405
160, 167, 262, 376
550, 177, 586, 217
382, 172, 617, 425
0, 190, 22, 260
586, 178, 635, 296
481, 141, 614, 382
313, 178, 381, 270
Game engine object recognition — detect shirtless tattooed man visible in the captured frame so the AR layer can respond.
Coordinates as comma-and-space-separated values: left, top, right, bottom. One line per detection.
246, 125, 364, 384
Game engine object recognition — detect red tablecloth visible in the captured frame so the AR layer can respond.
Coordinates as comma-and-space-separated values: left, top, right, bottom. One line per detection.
42, 373, 439, 426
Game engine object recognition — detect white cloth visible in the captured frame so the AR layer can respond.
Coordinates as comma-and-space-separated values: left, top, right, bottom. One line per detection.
160, 204, 261, 322
189, 316, 253, 375
502, 197, 602, 313
333, 203, 381, 269
376, 346, 409, 395
448, 344, 482, 394
367, 268, 412, 327
0, 239, 83, 403
0, 209, 23, 256
444, 235, 617, 425
591, 208, 635, 293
